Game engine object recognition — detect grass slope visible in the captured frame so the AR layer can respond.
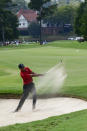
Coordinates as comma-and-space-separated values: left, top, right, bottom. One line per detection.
0, 109, 87, 131
0, 41, 87, 99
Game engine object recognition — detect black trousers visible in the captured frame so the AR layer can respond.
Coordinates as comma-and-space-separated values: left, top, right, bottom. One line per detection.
16, 82, 37, 111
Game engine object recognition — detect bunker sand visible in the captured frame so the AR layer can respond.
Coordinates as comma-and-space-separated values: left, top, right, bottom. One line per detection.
0, 97, 87, 127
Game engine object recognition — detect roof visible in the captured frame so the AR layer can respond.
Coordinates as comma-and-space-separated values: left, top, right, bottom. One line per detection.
17, 9, 37, 22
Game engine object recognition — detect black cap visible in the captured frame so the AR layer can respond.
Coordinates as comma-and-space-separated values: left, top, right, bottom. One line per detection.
18, 64, 25, 69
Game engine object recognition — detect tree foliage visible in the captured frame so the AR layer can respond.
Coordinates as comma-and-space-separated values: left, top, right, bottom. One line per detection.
0, 0, 19, 42
45, 5, 76, 25
44, 5, 77, 34
12, 0, 28, 13
28, 0, 57, 20
75, 1, 87, 39
58, 0, 81, 6
0, 10, 19, 41
0, 0, 11, 8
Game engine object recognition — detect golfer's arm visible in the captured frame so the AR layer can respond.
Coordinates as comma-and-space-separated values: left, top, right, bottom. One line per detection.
30, 72, 44, 77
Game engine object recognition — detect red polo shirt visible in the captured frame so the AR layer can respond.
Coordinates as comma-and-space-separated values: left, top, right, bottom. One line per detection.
20, 67, 33, 85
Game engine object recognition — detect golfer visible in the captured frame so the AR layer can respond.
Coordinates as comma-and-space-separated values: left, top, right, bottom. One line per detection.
14, 64, 43, 112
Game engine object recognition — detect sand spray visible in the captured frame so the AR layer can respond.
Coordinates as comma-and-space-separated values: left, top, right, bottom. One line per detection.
37, 62, 67, 95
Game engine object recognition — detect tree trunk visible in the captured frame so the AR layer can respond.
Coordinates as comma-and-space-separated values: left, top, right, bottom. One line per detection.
40, 18, 42, 45
2, 26, 5, 45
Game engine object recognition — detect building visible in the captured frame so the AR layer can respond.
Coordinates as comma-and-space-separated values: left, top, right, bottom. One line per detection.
41, 22, 60, 35
17, 9, 37, 31
16, 9, 66, 36
17, 9, 59, 36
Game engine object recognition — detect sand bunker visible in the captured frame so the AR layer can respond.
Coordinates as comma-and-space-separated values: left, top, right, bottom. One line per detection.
0, 97, 87, 127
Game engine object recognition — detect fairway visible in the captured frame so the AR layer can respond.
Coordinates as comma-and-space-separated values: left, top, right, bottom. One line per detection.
0, 41, 87, 99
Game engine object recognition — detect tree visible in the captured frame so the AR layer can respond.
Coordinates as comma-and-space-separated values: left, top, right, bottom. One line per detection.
59, 0, 82, 6
74, 0, 87, 40
0, 10, 19, 42
74, 2, 85, 35
28, 0, 57, 44
0, 0, 11, 8
0, 0, 19, 43
12, 0, 28, 13
28, 22, 40, 38
44, 5, 77, 34
80, 3, 87, 40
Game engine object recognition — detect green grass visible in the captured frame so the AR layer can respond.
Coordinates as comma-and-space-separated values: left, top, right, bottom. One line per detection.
0, 40, 87, 99
0, 109, 87, 131
49, 40, 87, 49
